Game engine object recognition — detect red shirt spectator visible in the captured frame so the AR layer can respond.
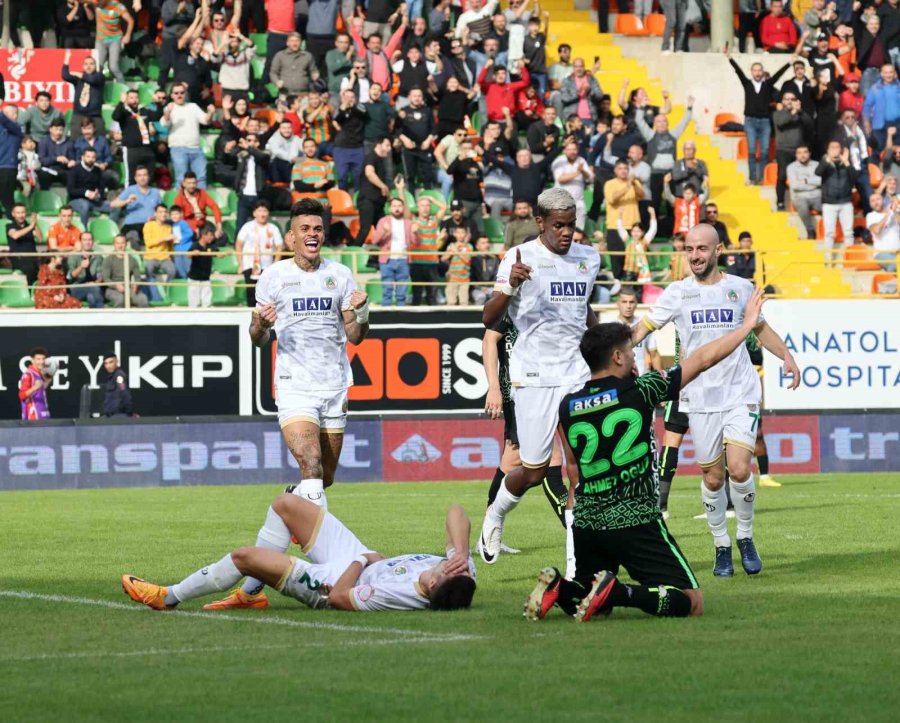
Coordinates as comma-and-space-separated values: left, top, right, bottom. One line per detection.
265, 0, 295, 34
35, 258, 82, 309
174, 178, 223, 233
839, 74, 864, 116
478, 62, 531, 123
760, 2, 798, 52
515, 86, 545, 119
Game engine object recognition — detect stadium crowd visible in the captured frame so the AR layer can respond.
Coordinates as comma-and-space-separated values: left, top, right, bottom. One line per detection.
0, 0, 896, 308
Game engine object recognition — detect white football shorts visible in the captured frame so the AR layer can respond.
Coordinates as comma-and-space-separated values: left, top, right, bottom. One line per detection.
513, 383, 584, 468
688, 404, 760, 468
276, 387, 348, 430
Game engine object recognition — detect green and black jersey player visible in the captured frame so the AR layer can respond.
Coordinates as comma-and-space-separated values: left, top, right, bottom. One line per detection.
523, 287, 766, 622
482, 315, 570, 532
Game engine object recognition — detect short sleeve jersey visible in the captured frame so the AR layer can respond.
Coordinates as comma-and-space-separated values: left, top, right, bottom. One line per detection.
643, 274, 763, 413
625, 321, 657, 376
254, 258, 357, 392
494, 239, 601, 387
559, 368, 682, 531
350, 552, 477, 611
490, 314, 518, 404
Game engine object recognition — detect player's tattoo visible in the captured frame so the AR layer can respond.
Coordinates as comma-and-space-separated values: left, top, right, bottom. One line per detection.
320, 432, 344, 486
284, 428, 324, 479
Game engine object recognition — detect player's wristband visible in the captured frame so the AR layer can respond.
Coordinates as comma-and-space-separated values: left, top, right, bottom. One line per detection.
355, 300, 370, 324
354, 554, 369, 569
499, 282, 519, 297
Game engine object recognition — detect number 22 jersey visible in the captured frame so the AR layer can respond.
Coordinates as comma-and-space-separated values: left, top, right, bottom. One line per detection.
559, 369, 681, 531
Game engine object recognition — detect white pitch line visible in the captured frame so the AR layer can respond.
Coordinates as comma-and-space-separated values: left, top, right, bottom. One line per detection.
0, 591, 481, 642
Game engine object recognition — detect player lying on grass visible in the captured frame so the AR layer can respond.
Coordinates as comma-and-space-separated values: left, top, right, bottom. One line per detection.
524, 287, 766, 622
122, 496, 476, 612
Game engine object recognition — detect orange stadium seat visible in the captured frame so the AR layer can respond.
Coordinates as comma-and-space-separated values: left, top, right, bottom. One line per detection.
645, 14, 666, 36
736, 138, 748, 160
327, 188, 356, 216
762, 163, 778, 186
843, 244, 882, 270
871, 272, 897, 294
868, 162, 884, 188
714, 112, 744, 136
615, 14, 649, 36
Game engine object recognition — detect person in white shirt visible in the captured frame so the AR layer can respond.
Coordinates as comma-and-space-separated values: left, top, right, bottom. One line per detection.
866, 192, 900, 271
235, 200, 284, 307
160, 82, 215, 188
122, 495, 476, 613
632, 224, 801, 578
265, 119, 303, 184
479, 188, 601, 565
616, 287, 660, 375
192, 198, 369, 610
551, 140, 595, 228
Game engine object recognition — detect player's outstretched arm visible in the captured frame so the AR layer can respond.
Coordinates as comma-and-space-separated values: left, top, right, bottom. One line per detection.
679, 288, 766, 389
443, 505, 472, 577
754, 321, 801, 390
342, 290, 371, 345
482, 329, 503, 418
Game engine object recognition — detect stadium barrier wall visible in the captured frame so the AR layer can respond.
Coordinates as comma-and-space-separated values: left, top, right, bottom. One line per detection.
0, 411, 898, 491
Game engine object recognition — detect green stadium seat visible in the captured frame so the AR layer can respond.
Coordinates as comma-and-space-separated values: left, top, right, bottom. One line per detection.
101, 107, 115, 130
250, 56, 265, 81
166, 279, 190, 306
89, 217, 121, 245
483, 217, 505, 244
207, 187, 236, 215
365, 280, 382, 305
250, 33, 267, 54
341, 247, 366, 273
222, 219, 237, 241
0, 277, 34, 307
0, 218, 10, 242
649, 242, 673, 272
163, 189, 179, 207
29, 190, 63, 215
211, 277, 240, 306
146, 60, 160, 81
212, 252, 239, 275
200, 135, 216, 160
416, 189, 446, 215
138, 82, 157, 106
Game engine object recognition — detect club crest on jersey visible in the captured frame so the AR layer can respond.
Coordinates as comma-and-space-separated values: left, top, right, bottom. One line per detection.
577, 260, 588, 273
727, 289, 739, 302
292, 297, 333, 314
549, 281, 588, 302
393, 566, 408, 576
569, 388, 619, 415
689, 308, 735, 327
324, 276, 337, 290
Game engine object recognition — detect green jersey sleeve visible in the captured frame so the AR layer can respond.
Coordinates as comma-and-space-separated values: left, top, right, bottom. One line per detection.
634, 367, 682, 407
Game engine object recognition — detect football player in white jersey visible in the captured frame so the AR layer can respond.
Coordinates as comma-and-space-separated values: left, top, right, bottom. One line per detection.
479, 188, 602, 565
205, 198, 370, 610
616, 287, 661, 375
632, 224, 800, 577
121, 495, 476, 613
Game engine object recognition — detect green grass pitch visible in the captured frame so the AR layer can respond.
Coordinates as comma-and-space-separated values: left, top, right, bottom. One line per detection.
1, 474, 898, 721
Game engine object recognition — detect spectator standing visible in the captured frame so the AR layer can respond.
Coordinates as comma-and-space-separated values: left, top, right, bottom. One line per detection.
59, 0, 96, 49
112, 166, 163, 240
787, 145, 823, 238
326, 33, 355, 95
304, 0, 343, 72
725, 231, 757, 279
234, 134, 270, 232
18, 348, 52, 421
102, 234, 149, 307
62, 50, 105, 137
398, 88, 437, 192
760, 0, 797, 53
551, 140, 594, 228
839, 72, 864, 116
523, 12, 550, 97
271, 33, 319, 96
469, 235, 499, 305
35, 256, 82, 309
837, 107, 873, 213
354, 136, 394, 247
504, 199, 539, 249
174, 30, 215, 106
67, 148, 111, 227
364, 84, 396, 175
782, 60, 817, 118
727, 51, 789, 185
634, 98, 693, 214
498, 147, 560, 211
559, 58, 602, 129
853, 13, 887, 97
6, 204, 41, 285
187, 224, 216, 307
265, 119, 303, 184
374, 197, 413, 307
440, 200, 481, 249
603, 160, 644, 279
19, 93, 64, 141
409, 196, 445, 306
479, 59, 531, 124
160, 0, 196, 84
669, 140, 709, 198
618, 208, 656, 295
442, 227, 472, 306
862, 64, 900, 152
114, 90, 159, 184
527, 106, 561, 161
214, 34, 256, 102
17, 135, 40, 198
162, 83, 214, 189
47, 206, 82, 252
169, 205, 195, 278
349, 15, 408, 92
66, 232, 105, 308
736, 0, 762, 53
664, 181, 706, 235
94, 0, 134, 83
332, 90, 368, 191
704, 202, 732, 248
816, 140, 855, 253
773, 91, 814, 211
235, 200, 283, 307
263, 0, 301, 84
74, 119, 119, 190
435, 126, 467, 198
867, 192, 900, 271
102, 353, 133, 417
0, 106, 21, 217
447, 138, 486, 233
142, 204, 178, 299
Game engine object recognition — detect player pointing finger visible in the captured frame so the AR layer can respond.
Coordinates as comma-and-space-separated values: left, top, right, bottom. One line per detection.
509, 248, 533, 288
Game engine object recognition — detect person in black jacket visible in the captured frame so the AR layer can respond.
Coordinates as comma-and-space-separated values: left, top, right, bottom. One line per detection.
780, 60, 817, 119
726, 50, 790, 185
773, 91, 815, 210
397, 88, 436, 192
332, 89, 368, 191
62, 50, 105, 138
725, 231, 756, 279
494, 147, 561, 210
102, 354, 134, 417
113, 89, 158, 184
816, 140, 855, 253
67, 148, 111, 227
233, 134, 270, 233
187, 224, 216, 308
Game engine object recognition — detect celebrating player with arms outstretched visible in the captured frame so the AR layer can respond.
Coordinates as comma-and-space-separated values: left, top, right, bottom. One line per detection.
524, 288, 766, 622
478, 188, 601, 565
122, 496, 476, 613
207, 198, 370, 610
632, 224, 800, 577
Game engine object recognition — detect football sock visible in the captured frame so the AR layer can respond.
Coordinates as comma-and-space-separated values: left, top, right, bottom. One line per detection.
295, 478, 327, 509
564, 509, 575, 579
701, 481, 731, 548
241, 505, 292, 596
758, 454, 769, 476
487, 467, 504, 507
489, 479, 522, 523
542, 465, 567, 528
168, 553, 242, 605
724, 477, 734, 509
608, 580, 692, 618
658, 446, 679, 509
557, 578, 587, 616
730, 473, 756, 540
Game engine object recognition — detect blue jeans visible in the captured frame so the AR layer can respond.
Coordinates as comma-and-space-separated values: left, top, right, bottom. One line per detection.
744, 116, 770, 183
437, 168, 453, 198
174, 250, 191, 279
170, 146, 207, 189
531, 72, 548, 98
875, 251, 898, 272
70, 284, 105, 308
380, 258, 409, 306
70, 198, 112, 227
333, 146, 365, 191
